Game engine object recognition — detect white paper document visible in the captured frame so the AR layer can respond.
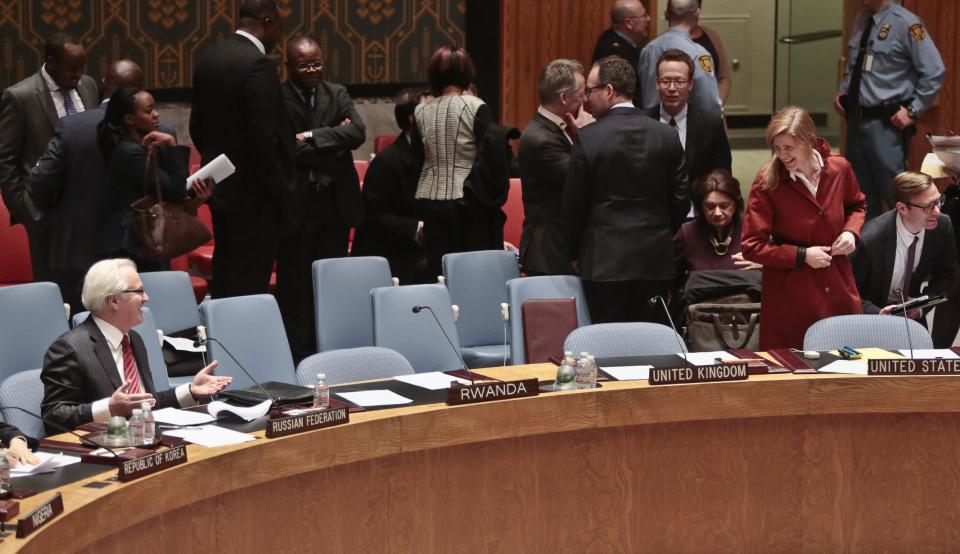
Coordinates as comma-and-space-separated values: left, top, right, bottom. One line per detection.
683, 351, 741, 366
335, 390, 413, 407
817, 360, 869, 375
153, 407, 217, 426
162, 425, 256, 448
602, 365, 652, 381
207, 399, 272, 421
162, 336, 206, 353
11, 452, 82, 476
393, 372, 472, 390
897, 349, 960, 359
186, 153, 235, 189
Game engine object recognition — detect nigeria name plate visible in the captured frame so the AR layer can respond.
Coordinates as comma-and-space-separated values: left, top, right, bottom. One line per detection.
648, 363, 749, 386
447, 378, 540, 405
869, 358, 960, 375
266, 406, 349, 438
16, 493, 63, 538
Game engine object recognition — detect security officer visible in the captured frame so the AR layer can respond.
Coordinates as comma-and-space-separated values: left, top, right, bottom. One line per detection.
834, 0, 945, 219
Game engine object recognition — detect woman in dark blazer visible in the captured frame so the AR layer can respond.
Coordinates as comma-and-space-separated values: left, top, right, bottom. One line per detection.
96, 87, 211, 270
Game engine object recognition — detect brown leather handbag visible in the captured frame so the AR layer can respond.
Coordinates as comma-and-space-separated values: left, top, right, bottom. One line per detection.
129, 147, 211, 260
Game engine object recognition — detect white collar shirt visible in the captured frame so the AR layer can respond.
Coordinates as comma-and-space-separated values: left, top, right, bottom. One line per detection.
235, 30, 266, 55
788, 149, 824, 197
887, 212, 926, 303
659, 103, 688, 150
537, 105, 572, 145
41, 65, 84, 118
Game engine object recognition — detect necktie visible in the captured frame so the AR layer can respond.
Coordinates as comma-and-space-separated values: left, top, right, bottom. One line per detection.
120, 335, 142, 394
669, 117, 677, 128
306, 89, 316, 111
61, 89, 77, 116
902, 235, 919, 296
847, 15, 875, 111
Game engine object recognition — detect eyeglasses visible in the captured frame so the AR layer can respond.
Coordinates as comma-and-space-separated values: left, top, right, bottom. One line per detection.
120, 289, 146, 297
584, 83, 609, 95
295, 61, 324, 72
656, 78, 690, 89
907, 195, 946, 213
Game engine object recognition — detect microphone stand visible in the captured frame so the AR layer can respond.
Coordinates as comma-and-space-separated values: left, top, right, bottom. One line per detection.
412, 305, 475, 383
649, 295, 691, 368
896, 288, 915, 359
193, 336, 281, 410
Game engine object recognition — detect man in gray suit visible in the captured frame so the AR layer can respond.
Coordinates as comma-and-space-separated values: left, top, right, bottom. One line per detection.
0, 33, 99, 282
41, 259, 232, 434
30, 60, 144, 312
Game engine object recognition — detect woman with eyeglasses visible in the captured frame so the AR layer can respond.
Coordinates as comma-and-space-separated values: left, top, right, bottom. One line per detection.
96, 87, 212, 270
741, 105, 866, 350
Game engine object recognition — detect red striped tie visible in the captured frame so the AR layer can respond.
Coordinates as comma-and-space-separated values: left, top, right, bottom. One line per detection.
120, 335, 142, 394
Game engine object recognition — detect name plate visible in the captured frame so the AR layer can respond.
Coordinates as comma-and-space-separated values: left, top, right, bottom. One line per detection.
118, 445, 188, 483
869, 358, 960, 375
266, 407, 349, 438
447, 378, 540, 405
16, 493, 62, 538
648, 363, 749, 386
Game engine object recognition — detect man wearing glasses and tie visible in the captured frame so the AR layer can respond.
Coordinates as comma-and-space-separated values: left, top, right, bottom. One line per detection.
851, 171, 958, 346
0, 32, 99, 283
40, 259, 232, 435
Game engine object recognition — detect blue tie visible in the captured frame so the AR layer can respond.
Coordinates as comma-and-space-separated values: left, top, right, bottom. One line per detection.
61, 89, 77, 116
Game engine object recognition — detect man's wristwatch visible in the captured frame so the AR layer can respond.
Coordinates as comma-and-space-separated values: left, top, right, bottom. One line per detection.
906, 107, 917, 119
302, 130, 313, 140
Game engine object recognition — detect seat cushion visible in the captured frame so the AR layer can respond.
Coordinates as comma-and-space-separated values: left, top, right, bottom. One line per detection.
461, 344, 511, 369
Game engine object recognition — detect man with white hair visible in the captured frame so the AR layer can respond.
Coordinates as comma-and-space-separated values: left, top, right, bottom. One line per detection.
41, 259, 232, 434
636, 0, 721, 116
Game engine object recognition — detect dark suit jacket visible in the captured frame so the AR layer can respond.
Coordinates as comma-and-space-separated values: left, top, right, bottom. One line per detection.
645, 103, 731, 185
189, 34, 295, 221
350, 132, 426, 283
0, 71, 98, 224
592, 28, 643, 105
563, 106, 687, 281
41, 317, 178, 434
281, 79, 365, 231
851, 209, 959, 314
517, 111, 573, 275
0, 422, 33, 448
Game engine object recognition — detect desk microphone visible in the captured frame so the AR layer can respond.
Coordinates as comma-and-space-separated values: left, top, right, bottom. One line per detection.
895, 288, 915, 359
193, 335, 280, 409
648, 295, 691, 368
411, 305, 474, 382
0, 405, 120, 458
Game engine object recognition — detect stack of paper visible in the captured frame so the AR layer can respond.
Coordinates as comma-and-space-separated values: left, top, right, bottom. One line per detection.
394, 372, 471, 390
11, 452, 82, 476
335, 390, 412, 407
153, 407, 216, 426
162, 425, 256, 448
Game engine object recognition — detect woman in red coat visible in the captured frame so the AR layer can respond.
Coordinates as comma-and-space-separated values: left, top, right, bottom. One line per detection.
741, 106, 866, 349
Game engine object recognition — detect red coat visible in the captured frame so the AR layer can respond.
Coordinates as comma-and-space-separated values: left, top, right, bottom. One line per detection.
740, 139, 866, 350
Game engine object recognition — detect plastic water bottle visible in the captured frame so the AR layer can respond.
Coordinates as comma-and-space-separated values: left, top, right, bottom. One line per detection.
313, 373, 330, 410
141, 401, 155, 445
0, 452, 9, 497
129, 409, 145, 445
575, 352, 594, 389
586, 354, 598, 388
555, 351, 577, 390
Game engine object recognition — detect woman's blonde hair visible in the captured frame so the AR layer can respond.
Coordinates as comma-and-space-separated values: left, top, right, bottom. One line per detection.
760, 105, 818, 192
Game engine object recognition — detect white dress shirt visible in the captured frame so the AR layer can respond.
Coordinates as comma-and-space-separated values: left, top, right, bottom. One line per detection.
659, 104, 688, 150
90, 316, 195, 422
235, 29, 266, 55
788, 149, 824, 197
537, 105, 573, 145
41, 65, 84, 119
887, 213, 926, 303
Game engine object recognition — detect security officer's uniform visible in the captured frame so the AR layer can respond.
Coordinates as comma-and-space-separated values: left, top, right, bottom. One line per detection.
838, 2, 945, 218
638, 28, 722, 116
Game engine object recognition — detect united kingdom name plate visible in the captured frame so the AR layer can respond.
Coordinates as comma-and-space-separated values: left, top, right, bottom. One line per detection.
648, 363, 749, 386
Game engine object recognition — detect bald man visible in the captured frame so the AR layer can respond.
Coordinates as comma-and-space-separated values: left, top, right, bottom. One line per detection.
30, 60, 152, 312
592, 0, 650, 99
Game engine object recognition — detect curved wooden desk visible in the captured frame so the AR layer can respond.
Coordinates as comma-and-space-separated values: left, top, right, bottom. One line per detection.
7, 365, 960, 552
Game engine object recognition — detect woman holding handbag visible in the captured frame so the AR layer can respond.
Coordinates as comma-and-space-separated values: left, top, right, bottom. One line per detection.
96, 86, 212, 270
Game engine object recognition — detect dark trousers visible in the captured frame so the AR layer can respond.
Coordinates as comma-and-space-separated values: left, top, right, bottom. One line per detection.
420, 199, 463, 281
276, 224, 350, 363
24, 218, 52, 283
932, 280, 960, 348
209, 206, 279, 299
583, 279, 672, 324
49, 267, 86, 316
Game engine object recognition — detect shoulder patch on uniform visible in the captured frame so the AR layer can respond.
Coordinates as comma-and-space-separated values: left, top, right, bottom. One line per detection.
877, 23, 890, 40
909, 23, 926, 41
697, 55, 714, 73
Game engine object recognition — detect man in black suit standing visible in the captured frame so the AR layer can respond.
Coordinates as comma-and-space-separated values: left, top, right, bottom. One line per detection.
30, 60, 144, 312
190, 0, 295, 299
278, 35, 365, 361
517, 59, 586, 276
0, 33, 99, 282
563, 56, 687, 323
646, 49, 730, 207
41, 259, 232, 434
592, 0, 650, 104
351, 88, 428, 285
851, 171, 958, 345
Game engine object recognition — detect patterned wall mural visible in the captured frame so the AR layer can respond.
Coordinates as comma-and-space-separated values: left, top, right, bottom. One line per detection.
0, 0, 466, 90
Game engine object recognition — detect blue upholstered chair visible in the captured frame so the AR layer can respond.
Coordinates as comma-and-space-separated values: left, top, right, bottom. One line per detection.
371, 284, 464, 373
442, 250, 519, 368
139, 271, 202, 334
295, 347, 415, 386
199, 294, 296, 388
564, 322, 688, 358
0, 282, 69, 384
505, 276, 592, 364
313, 256, 395, 352
0, 369, 44, 438
803, 314, 934, 351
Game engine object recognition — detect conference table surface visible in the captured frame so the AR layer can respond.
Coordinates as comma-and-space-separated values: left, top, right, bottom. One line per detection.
4, 356, 960, 552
